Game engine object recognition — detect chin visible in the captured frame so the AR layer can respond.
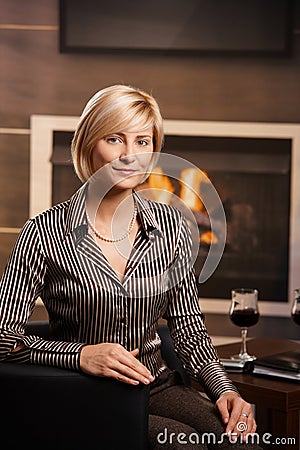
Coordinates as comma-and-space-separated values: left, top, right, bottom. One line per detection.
113, 174, 145, 190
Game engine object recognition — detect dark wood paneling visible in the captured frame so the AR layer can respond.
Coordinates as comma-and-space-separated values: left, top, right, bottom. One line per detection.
0, 134, 29, 227
1, 0, 57, 25
1, 14, 300, 128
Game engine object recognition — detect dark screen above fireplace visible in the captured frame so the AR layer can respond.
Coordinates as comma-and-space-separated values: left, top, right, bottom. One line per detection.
59, 0, 293, 56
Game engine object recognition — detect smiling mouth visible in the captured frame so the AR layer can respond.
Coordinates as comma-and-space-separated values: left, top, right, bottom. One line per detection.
113, 167, 140, 175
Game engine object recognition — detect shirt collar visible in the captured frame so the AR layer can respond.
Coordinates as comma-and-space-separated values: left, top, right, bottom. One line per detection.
64, 183, 89, 239
133, 190, 164, 239
64, 185, 163, 241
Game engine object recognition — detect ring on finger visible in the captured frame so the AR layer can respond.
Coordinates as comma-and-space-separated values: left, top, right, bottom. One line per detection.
241, 412, 249, 418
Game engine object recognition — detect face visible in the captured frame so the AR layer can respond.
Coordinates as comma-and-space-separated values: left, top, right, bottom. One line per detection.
92, 127, 154, 190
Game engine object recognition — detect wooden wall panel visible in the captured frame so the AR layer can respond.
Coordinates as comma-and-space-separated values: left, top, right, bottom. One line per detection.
1, 0, 57, 25
0, 134, 29, 227
1, 0, 300, 128
1, 33, 300, 128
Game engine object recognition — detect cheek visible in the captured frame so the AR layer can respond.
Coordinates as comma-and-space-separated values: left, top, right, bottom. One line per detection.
136, 152, 155, 172
91, 150, 103, 171
92, 145, 114, 167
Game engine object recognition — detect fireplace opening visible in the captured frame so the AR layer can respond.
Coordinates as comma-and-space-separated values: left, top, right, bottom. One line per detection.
162, 135, 291, 302
52, 131, 291, 303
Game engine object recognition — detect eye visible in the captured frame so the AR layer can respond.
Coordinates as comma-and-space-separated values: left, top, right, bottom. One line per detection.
106, 136, 122, 144
137, 139, 151, 146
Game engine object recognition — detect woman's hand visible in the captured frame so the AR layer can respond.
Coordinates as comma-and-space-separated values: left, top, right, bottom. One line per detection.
80, 343, 154, 385
216, 392, 256, 442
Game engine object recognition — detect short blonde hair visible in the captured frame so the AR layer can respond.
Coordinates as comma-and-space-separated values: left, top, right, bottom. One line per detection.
71, 84, 164, 182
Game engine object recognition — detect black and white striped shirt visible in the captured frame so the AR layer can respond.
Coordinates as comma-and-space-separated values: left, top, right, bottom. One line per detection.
0, 185, 238, 401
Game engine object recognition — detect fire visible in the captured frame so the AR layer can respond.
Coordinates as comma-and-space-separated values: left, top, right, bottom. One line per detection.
140, 166, 175, 204
179, 168, 210, 212
139, 165, 218, 246
200, 230, 218, 245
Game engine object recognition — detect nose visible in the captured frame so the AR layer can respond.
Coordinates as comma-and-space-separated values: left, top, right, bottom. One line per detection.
120, 140, 136, 162
119, 153, 136, 164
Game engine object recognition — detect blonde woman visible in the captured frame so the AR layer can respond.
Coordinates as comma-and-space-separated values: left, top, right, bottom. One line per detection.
0, 85, 261, 449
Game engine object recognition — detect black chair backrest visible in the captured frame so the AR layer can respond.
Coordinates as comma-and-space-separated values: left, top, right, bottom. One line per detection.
157, 323, 191, 386
1, 320, 149, 450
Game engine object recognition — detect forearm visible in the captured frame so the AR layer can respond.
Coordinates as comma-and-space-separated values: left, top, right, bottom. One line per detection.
30, 339, 84, 370
198, 361, 240, 402
0, 331, 28, 362
1, 330, 84, 370
165, 280, 240, 402
167, 318, 240, 402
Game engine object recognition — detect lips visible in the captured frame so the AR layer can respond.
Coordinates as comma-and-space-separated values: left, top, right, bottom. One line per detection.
112, 166, 141, 175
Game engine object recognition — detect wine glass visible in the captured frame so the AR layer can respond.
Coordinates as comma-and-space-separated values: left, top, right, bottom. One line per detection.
291, 288, 300, 324
229, 288, 259, 361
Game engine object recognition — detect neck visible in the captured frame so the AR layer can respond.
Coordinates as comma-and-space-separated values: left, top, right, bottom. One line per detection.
86, 187, 135, 225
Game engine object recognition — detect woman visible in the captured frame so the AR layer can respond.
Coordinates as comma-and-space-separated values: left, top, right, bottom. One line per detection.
0, 85, 261, 449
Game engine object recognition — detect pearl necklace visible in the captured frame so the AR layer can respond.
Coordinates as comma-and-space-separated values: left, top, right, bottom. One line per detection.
86, 205, 137, 243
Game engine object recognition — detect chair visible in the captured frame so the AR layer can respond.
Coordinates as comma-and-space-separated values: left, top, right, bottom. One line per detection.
157, 323, 191, 386
0, 321, 149, 450
0, 321, 189, 450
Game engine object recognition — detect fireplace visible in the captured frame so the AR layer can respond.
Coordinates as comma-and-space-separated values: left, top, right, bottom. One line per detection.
160, 135, 291, 301
30, 117, 300, 316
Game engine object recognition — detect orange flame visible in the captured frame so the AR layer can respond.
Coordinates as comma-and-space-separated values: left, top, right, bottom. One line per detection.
200, 230, 218, 245
141, 166, 175, 204
179, 168, 210, 212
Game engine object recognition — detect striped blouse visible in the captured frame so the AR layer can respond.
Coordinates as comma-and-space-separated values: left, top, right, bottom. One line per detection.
0, 185, 238, 401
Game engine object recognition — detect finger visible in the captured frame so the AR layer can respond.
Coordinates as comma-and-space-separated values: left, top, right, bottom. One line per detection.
241, 416, 256, 441
119, 351, 153, 377
111, 350, 154, 383
247, 420, 257, 436
105, 344, 146, 374
130, 348, 139, 356
108, 369, 141, 385
234, 411, 256, 442
111, 359, 154, 385
225, 403, 244, 435
221, 398, 254, 439
98, 356, 147, 384
129, 348, 154, 381
89, 343, 154, 383
216, 398, 230, 425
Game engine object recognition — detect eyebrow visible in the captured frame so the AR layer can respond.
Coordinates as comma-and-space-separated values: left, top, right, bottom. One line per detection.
112, 132, 153, 139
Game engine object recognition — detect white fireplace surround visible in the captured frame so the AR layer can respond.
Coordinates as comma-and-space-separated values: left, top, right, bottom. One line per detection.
30, 115, 300, 317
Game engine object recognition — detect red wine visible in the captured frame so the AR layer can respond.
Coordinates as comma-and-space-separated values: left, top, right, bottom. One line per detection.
230, 308, 259, 327
292, 311, 300, 325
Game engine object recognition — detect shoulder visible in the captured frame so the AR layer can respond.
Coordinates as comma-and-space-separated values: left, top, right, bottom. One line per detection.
20, 200, 73, 246
30, 184, 86, 228
30, 200, 70, 227
10, 201, 70, 254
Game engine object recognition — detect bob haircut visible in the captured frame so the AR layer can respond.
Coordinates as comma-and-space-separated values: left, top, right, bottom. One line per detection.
71, 84, 164, 182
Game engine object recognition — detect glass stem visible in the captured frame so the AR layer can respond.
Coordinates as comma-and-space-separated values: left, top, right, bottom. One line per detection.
240, 327, 248, 357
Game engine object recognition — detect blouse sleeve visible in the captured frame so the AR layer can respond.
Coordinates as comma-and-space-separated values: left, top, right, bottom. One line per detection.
163, 213, 239, 402
0, 219, 83, 370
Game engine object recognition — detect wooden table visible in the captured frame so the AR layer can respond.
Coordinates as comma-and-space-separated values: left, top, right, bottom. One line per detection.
215, 338, 300, 448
